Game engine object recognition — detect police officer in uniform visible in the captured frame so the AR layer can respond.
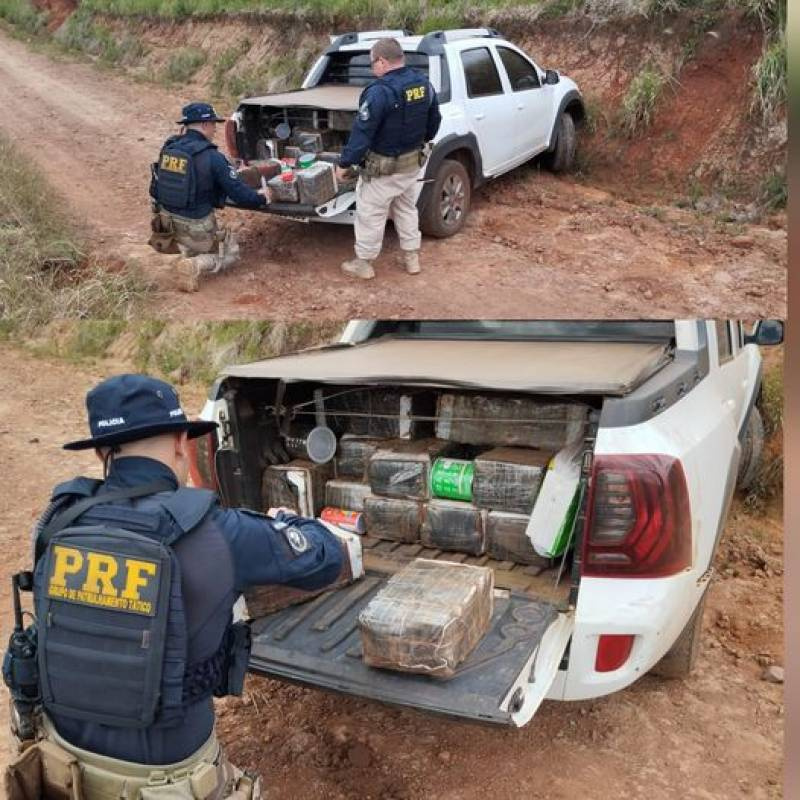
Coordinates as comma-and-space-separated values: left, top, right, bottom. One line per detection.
5, 374, 346, 799
336, 38, 442, 280
150, 102, 268, 291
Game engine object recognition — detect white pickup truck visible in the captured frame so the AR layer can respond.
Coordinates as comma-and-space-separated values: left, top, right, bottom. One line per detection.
226, 28, 584, 237
190, 319, 781, 726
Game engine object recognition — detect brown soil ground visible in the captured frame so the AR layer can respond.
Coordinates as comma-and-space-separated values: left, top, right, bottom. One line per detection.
0, 28, 786, 319
0, 345, 784, 798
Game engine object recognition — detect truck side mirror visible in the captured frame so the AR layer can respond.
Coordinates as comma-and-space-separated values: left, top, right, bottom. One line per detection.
544, 69, 560, 85
744, 320, 784, 346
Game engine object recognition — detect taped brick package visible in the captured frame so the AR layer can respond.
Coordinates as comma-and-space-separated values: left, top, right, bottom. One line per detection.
359, 559, 494, 678
486, 511, 552, 568
336, 434, 391, 479
368, 438, 454, 500
261, 459, 333, 516
327, 389, 436, 439
421, 499, 487, 556
363, 496, 425, 543
325, 479, 372, 512
473, 447, 552, 514
436, 393, 587, 450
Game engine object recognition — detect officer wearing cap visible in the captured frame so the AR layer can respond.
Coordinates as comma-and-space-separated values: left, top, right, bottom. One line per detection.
336, 38, 441, 281
7, 374, 345, 798
149, 102, 268, 291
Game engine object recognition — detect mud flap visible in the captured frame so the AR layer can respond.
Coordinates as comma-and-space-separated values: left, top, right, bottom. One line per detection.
247, 570, 572, 726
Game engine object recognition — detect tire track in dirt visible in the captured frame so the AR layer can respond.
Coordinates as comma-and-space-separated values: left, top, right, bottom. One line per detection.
0, 29, 787, 319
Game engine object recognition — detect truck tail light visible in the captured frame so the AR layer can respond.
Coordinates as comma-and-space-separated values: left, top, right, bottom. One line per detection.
187, 430, 218, 490
595, 634, 635, 672
582, 454, 691, 578
224, 118, 240, 160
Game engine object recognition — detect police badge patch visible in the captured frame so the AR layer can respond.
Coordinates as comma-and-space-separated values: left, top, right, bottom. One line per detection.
284, 526, 310, 555
359, 102, 370, 122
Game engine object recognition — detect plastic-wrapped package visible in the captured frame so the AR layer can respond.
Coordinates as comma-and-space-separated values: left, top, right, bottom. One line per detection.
486, 511, 551, 567
368, 439, 454, 500
327, 389, 436, 439
336, 434, 391, 478
359, 559, 494, 678
261, 459, 333, 516
473, 447, 551, 514
244, 526, 363, 616
363, 496, 424, 543
297, 162, 337, 206
325, 479, 372, 512
237, 159, 282, 188
267, 172, 300, 203
421, 500, 486, 556
436, 393, 587, 450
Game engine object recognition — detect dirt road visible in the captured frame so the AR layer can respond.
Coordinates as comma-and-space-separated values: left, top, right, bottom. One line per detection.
0, 346, 784, 798
0, 30, 786, 319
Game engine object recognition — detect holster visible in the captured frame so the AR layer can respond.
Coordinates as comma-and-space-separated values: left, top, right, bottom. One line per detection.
363, 148, 424, 179
214, 622, 251, 698
4, 740, 84, 800
148, 211, 180, 255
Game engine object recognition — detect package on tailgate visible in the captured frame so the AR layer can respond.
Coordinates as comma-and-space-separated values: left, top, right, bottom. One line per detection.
359, 559, 494, 679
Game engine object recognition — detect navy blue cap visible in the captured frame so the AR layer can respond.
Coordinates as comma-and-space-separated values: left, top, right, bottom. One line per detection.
63, 374, 218, 451
177, 102, 226, 125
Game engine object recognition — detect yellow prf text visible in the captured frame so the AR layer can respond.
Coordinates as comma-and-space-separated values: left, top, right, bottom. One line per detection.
405, 86, 426, 102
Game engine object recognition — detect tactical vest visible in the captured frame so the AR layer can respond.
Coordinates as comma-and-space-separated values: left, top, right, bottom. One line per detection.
372, 69, 433, 156
151, 135, 216, 213
32, 479, 243, 730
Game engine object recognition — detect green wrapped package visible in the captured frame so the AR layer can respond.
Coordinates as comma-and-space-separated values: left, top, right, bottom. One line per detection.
430, 458, 474, 502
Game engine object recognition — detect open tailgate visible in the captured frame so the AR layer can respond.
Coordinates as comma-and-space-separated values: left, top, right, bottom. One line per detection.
248, 569, 573, 726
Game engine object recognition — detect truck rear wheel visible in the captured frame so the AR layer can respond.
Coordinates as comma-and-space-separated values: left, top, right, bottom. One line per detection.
420, 158, 471, 238
736, 406, 765, 492
545, 112, 576, 173
650, 592, 707, 679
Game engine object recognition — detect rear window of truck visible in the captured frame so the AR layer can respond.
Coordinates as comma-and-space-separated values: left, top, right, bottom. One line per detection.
321, 51, 432, 86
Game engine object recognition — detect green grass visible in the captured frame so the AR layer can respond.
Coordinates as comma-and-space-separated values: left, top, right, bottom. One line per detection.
619, 65, 668, 137
57, 6, 147, 65
210, 41, 250, 95
760, 168, 786, 211
751, 34, 786, 124
165, 46, 206, 83
0, 132, 146, 335
0, 0, 44, 34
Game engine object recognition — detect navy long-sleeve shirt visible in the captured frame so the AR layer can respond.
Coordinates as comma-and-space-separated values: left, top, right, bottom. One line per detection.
47, 456, 343, 764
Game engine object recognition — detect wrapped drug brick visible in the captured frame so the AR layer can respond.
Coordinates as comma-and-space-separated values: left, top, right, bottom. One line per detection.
368, 438, 454, 500
421, 499, 487, 556
473, 447, 551, 514
244, 524, 363, 616
297, 162, 337, 205
363, 496, 424, 543
486, 511, 552, 568
261, 459, 333, 517
436, 393, 587, 450
327, 389, 436, 439
359, 559, 494, 678
267, 172, 300, 203
336, 434, 390, 478
325, 479, 372, 512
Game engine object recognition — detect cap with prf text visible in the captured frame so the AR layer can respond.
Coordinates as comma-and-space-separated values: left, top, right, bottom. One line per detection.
63, 374, 218, 451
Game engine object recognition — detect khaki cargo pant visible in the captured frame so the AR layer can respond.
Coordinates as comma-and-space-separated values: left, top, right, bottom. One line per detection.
159, 210, 241, 272
4, 716, 260, 800
354, 170, 421, 261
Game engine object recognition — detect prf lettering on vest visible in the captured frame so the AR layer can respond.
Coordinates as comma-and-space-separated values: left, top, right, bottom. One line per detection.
160, 154, 188, 174
405, 86, 426, 102
47, 544, 160, 616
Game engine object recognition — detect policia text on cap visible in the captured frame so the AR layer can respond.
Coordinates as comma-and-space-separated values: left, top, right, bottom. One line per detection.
2, 374, 346, 800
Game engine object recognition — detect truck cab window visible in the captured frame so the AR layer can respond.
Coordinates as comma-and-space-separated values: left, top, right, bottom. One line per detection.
461, 47, 504, 98
497, 47, 540, 91
715, 320, 733, 364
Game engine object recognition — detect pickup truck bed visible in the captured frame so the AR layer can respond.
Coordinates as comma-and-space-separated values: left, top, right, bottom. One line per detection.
249, 565, 560, 724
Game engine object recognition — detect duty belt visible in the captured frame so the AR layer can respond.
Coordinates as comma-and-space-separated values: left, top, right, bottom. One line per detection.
363, 148, 425, 179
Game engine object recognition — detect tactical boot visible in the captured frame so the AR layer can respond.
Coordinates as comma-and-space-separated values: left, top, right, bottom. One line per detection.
175, 257, 200, 293
340, 258, 376, 280
400, 250, 421, 275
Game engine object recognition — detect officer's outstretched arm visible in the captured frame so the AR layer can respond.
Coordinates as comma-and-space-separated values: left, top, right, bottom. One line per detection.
211, 152, 267, 209
426, 88, 442, 142
220, 508, 344, 592
339, 85, 386, 168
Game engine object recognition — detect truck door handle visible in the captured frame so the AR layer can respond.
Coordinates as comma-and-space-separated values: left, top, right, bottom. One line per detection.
516, 104, 524, 110
474, 113, 486, 121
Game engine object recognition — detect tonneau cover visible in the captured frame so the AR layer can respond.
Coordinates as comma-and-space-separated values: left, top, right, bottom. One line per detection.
239, 85, 361, 111
222, 337, 672, 396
